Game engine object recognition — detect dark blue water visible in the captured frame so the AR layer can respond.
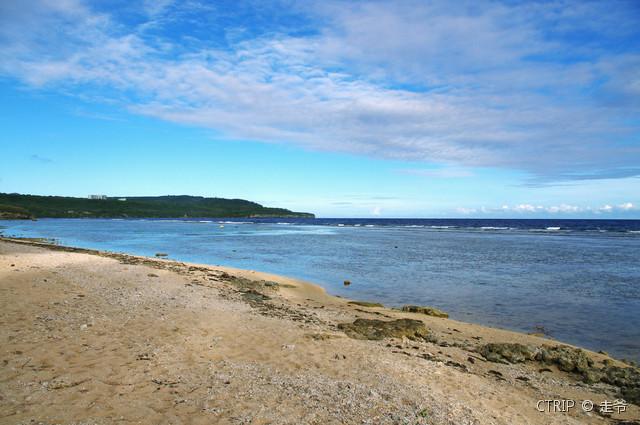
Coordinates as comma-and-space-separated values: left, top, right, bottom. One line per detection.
2, 218, 639, 361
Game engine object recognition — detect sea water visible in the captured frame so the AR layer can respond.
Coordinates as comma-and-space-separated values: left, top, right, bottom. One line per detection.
2, 218, 639, 361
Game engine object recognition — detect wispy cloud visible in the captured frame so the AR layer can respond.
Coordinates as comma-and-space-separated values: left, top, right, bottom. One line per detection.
1, 0, 638, 182
401, 167, 474, 178
456, 202, 637, 215
29, 154, 53, 163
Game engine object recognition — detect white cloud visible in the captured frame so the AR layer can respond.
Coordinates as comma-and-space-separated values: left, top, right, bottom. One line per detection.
457, 202, 637, 215
0, 1, 638, 182
618, 202, 635, 210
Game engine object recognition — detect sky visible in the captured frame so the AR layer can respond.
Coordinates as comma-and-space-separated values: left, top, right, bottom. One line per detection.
0, 0, 639, 218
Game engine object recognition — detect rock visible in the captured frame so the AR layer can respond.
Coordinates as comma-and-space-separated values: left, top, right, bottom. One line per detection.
601, 365, 640, 405
479, 343, 535, 364
343, 280, 351, 286
147, 273, 159, 277
338, 318, 431, 341
401, 305, 449, 318
582, 369, 604, 384
535, 345, 593, 373
347, 300, 383, 308
241, 289, 271, 303
80, 324, 88, 331
622, 386, 640, 406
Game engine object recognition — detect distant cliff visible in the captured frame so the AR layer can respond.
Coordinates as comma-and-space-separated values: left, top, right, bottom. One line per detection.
0, 193, 314, 219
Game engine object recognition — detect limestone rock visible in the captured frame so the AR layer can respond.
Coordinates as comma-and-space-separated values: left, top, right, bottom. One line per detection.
338, 318, 430, 341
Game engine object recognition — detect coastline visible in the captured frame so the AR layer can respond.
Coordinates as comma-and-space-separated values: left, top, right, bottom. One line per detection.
1, 237, 638, 424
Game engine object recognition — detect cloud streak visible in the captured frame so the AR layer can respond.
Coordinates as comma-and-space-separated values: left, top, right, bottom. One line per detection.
1, 0, 639, 182
456, 202, 637, 215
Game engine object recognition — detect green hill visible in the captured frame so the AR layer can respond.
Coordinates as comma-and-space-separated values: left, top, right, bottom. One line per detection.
0, 193, 314, 219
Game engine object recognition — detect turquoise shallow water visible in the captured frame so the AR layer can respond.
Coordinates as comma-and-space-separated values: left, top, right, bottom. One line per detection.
2, 218, 639, 361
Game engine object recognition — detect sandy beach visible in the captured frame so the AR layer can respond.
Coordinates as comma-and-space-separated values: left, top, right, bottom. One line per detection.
0, 237, 638, 424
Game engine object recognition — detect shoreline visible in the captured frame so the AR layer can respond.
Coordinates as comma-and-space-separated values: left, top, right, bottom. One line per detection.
0, 234, 634, 361
1, 237, 638, 423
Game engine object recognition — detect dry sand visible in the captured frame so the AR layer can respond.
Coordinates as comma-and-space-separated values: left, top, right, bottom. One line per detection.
0, 238, 638, 424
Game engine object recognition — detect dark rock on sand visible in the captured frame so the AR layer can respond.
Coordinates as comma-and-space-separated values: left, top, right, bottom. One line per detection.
348, 301, 384, 308
479, 343, 535, 364
241, 289, 271, 303
338, 318, 430, 341
401, 305, 449, 318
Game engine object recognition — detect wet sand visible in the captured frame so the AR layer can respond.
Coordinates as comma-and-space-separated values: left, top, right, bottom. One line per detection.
0, 238, 638, 424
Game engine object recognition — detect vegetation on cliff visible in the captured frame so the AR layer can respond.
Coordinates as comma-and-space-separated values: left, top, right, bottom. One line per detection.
0, 193, 314, 219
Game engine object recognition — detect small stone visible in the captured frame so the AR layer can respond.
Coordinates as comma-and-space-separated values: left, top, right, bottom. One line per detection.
80, 324, 88, 330
343, 280, 351, 286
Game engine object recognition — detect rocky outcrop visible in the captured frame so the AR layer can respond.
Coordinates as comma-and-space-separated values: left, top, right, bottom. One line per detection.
480, 342, 640, 405
401, 305, 449, 318
0, 204, 34, 220
536, 345, 594, 374
338, 318, 431, 341
479, 343, 535, 364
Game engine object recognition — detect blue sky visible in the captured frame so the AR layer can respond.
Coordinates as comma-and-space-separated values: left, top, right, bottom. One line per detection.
0, 0, 639, 218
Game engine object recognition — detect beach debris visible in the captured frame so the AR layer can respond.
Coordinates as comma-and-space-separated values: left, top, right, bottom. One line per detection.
136, 353, 153, 361
401, 305, 449, 318
343, 280, 351, 286
155, 253, 168, 257
281, 344, 295, 351
304, 332, 340, 341
338, 318, 431, 341
347, 300, 384, 308
147, 273, 159, 278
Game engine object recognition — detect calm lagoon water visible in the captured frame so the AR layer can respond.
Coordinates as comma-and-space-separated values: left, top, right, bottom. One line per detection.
2, 218, 639, 361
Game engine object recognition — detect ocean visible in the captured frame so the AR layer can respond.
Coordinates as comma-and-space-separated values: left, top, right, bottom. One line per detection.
2, 217, 639, 361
